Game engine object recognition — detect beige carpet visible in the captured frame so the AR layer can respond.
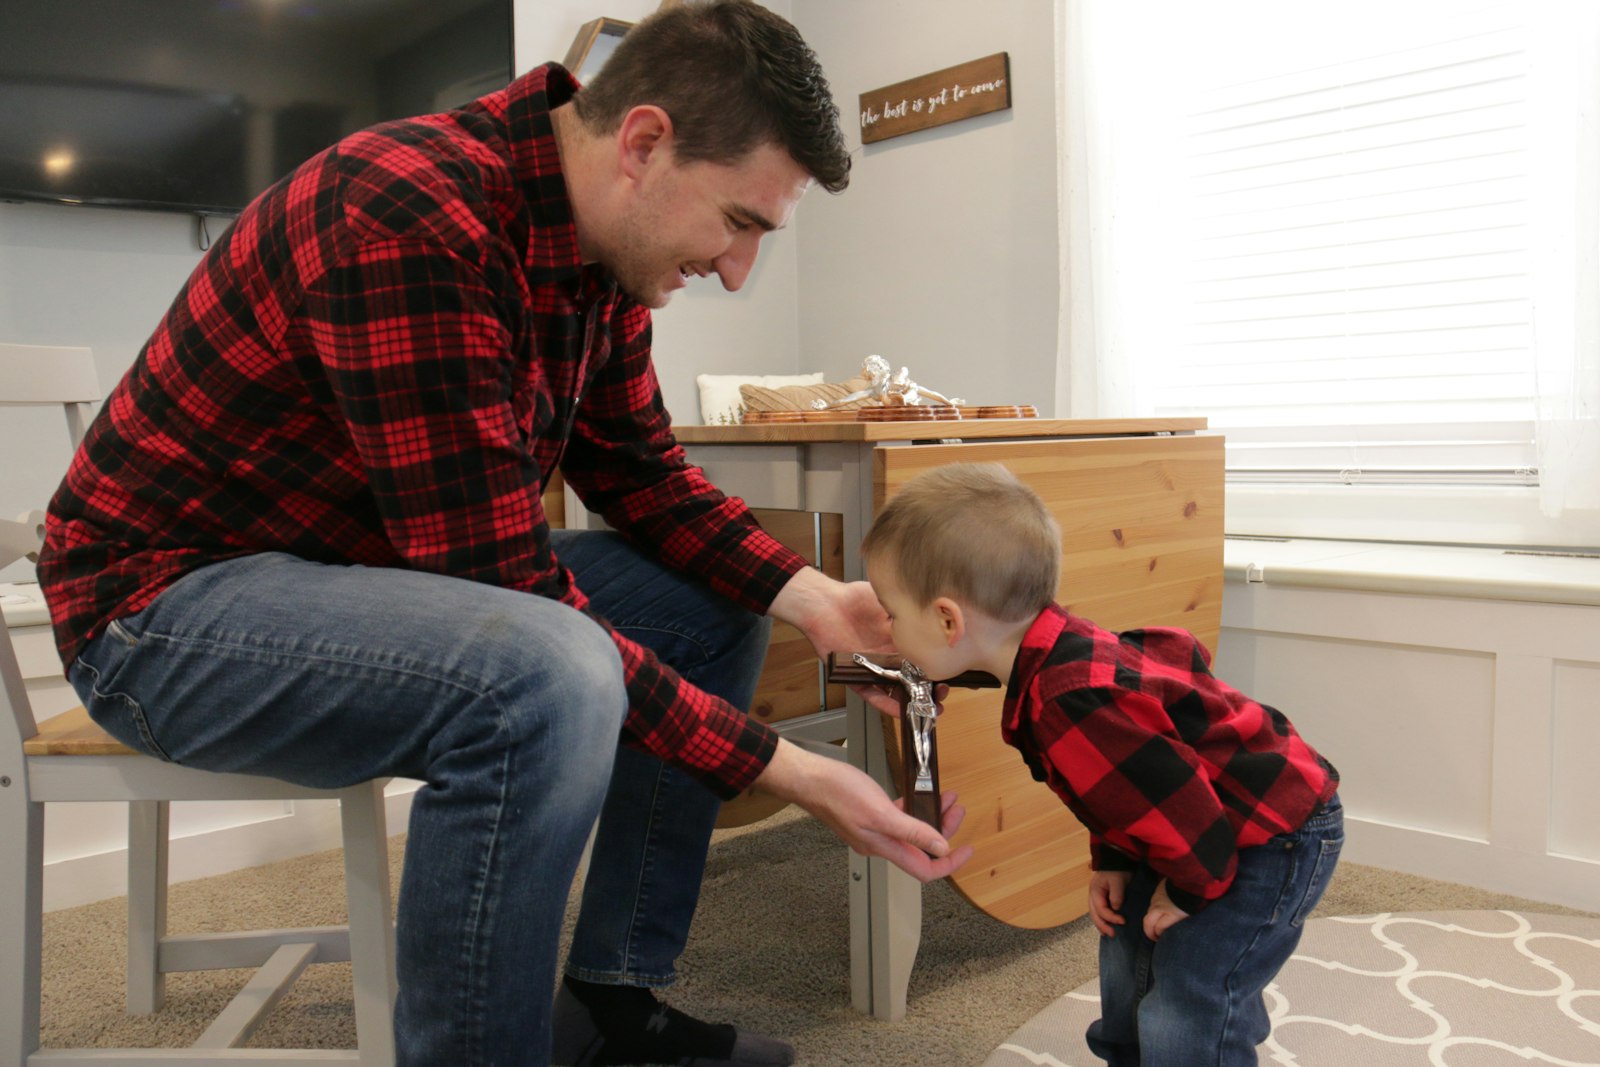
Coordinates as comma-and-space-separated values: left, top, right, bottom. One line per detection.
38, 806, 1600, 1066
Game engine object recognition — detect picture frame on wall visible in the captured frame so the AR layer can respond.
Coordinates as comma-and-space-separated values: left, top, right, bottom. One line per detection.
564, 17, 632, 83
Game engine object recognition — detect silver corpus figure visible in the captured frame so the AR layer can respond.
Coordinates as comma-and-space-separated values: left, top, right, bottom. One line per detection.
811, 354, 965, 411
852, 653, 938, 792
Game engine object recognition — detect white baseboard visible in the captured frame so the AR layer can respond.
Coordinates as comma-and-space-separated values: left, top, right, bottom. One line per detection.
43, 785, 418, 912
1346, 817, 1600, 914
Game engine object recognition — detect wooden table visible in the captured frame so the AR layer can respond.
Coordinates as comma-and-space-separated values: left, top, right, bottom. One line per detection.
670, 417, 1225, 1020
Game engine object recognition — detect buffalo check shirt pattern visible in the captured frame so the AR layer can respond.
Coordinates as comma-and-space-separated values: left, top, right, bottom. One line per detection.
39, 64, 806, 798
1001, 604, 1338, 914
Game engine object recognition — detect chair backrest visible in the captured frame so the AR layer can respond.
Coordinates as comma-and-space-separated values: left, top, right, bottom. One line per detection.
0, 515, 45, 757
0, 343, 98, 747
0, 342, 101, 449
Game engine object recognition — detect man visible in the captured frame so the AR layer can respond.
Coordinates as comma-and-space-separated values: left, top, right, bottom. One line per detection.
38, 3, 971, 1065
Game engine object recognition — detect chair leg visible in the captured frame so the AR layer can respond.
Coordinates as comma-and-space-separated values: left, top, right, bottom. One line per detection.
126, 799, 169, 1014
1, 790, 44, 1064
341, 781, 397, 1067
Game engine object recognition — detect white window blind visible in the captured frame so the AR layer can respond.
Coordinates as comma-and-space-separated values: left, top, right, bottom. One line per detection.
1144, 3, 1543, 486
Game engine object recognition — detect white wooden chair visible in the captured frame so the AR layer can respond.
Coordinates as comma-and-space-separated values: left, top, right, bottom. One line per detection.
0, 342, 398, 1065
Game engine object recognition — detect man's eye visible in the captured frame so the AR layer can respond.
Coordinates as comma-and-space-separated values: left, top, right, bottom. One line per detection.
726, 216, 749, 232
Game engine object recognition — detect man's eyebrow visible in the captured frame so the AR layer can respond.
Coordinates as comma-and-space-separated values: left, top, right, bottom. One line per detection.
730, 205, 780, 232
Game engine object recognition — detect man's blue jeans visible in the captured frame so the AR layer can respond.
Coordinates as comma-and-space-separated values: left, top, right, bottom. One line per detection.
66, 530, 772, 1066
1085, 795, 1344, 1066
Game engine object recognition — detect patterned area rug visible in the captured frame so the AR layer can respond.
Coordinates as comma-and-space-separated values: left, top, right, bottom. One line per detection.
982, 911, 1600, 1066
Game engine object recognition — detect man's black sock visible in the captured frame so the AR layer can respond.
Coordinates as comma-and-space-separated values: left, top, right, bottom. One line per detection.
559, 975, 738, 1065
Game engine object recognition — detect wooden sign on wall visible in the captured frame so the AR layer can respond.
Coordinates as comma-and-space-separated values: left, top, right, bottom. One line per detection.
859, 52, 1011, 145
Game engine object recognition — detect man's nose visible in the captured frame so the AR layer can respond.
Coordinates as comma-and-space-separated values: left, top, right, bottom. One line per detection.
713, 232, 761, 292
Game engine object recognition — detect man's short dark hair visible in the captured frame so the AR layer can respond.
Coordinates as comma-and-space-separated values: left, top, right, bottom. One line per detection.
571, 0, 851, 193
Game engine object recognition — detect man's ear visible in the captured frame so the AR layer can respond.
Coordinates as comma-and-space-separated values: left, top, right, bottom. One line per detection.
616, 105, 674, 182
932, 597, 965, 647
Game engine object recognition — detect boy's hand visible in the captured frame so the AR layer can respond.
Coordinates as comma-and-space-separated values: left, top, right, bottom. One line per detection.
1144, 879, 1190, 941
1088, 870, 1132, 937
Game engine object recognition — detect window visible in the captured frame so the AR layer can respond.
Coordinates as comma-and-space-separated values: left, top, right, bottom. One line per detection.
1060, 0, 1600, 547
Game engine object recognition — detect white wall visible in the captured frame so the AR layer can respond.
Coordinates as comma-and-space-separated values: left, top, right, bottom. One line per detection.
789, 0, 1061, 408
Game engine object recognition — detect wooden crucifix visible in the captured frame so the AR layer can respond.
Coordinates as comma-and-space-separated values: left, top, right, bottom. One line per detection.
826, 652, 1000, 828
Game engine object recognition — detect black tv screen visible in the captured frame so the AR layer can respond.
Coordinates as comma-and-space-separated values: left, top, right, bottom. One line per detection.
0, 0, 515, 217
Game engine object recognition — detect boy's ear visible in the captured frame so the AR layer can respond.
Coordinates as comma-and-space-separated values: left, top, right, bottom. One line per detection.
932, 596, 964, 646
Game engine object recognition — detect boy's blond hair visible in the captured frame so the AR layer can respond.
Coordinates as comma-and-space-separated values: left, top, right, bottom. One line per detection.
861, 463, 1060, 623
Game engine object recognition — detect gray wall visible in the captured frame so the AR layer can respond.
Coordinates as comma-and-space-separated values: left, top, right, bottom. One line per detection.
791, 0, 1061, 409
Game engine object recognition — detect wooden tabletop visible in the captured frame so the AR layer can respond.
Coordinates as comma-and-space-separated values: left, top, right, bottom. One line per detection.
672, 416, 1208, 445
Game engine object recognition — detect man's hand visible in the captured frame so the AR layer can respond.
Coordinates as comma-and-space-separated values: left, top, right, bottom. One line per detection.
769, 568, 890, 659
1144, 879, 1191, 941
767, 568, 958, 715
1088, 869, 1132, 937
753, 738, 974, 882
769, 568, 902, 712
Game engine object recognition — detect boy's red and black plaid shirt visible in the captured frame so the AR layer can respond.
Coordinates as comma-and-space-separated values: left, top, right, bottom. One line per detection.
38, 64, 805, 798
1002, 604, 1338, 913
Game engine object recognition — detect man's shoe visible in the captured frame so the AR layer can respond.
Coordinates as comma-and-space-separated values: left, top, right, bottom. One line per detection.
550, 977, 795, 1067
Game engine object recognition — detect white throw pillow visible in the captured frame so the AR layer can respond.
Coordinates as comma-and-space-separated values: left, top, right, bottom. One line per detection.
695, 372, 825, 425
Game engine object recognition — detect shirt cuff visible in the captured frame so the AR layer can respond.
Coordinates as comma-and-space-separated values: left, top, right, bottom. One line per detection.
1164, 884, 1214, 916
1091, 839, 1139, 872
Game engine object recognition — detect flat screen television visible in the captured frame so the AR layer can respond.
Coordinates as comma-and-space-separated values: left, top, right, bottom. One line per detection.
0, 0, 516, 217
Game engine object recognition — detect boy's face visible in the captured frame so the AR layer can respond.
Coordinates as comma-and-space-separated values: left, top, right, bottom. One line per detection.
865, 552, 961, 680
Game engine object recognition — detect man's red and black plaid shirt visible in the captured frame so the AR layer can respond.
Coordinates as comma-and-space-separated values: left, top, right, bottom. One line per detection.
38, 64, 806, 798
1002, 604, 1338, 913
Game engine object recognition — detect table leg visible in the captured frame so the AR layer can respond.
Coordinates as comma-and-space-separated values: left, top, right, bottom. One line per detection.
847, 691, 922, 1020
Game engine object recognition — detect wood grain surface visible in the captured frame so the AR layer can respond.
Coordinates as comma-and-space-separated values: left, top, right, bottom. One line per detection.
22, 704, 133, 756
874, 433, 1225, 927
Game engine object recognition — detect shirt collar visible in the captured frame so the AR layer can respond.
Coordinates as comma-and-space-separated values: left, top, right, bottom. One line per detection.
476, 63, 610, 294
1000, 604, 1070, 736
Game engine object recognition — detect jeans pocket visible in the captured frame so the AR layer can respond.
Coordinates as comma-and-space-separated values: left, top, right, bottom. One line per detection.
1288, 834, 1344, 927
70, 620, 177, 763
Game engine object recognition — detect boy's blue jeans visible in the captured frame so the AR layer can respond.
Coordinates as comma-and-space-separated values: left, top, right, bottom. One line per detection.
1086, 795, 1344, 1066
66, 531, 773, 1067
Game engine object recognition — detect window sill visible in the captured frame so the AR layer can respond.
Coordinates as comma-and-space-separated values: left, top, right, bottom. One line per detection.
1223, 537, 1600, 607
1224, 483, 1600, 552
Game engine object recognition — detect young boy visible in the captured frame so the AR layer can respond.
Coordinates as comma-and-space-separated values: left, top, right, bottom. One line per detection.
860, 462, 1342, 1066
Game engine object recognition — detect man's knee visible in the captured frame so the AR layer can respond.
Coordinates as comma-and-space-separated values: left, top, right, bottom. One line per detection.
538, 618, 628, 740
442, 598, 627, 750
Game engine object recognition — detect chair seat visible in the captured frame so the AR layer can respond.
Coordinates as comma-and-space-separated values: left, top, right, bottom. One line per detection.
22, 704, 138, 756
